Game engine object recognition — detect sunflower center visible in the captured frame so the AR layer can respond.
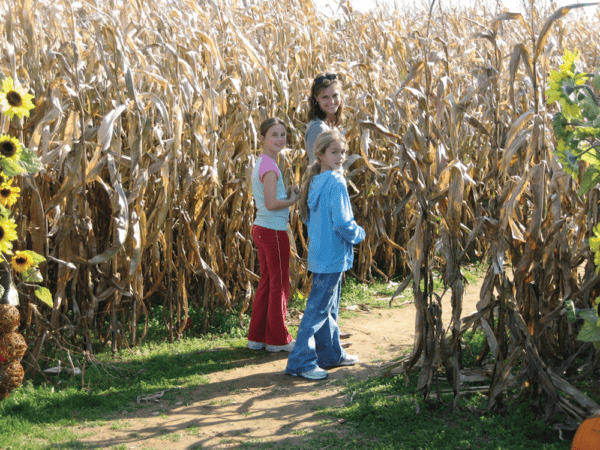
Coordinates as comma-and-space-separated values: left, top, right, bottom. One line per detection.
0, 227, 5, 240
0, 188, 11, 198
6, 91, 23, 108
15, 256, 27, 265
0, 141, 16, 158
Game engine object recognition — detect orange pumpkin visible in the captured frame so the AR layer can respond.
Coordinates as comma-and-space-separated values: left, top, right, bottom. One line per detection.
571, 414, 600, 450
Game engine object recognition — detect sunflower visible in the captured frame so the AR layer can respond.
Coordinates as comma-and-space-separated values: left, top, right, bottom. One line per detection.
0, 178, 20, 207
0, 218, 18, 254
10, 251, 34, 273
0, 135, 22, 162
0, 78, 35, 120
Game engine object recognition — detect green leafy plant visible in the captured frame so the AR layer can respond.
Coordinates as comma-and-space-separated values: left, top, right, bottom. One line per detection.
0, 77, 50, 307
547, 50, 600, 348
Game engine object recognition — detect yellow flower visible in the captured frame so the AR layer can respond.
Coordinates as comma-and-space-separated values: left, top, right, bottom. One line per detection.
0, 135, 22, 162
10, 251, 34, 273
0, 218, 17, 253
0, 178, 20, 207
0, 78, 35, 120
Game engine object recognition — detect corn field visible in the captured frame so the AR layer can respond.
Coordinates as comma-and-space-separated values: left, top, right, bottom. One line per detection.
1, 0, 599, 420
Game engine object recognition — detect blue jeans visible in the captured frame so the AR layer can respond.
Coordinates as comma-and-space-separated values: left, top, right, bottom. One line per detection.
286, 272, 347, 374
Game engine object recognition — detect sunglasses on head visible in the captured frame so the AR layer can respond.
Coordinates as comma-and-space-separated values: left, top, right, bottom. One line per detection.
314, 73, 337, 84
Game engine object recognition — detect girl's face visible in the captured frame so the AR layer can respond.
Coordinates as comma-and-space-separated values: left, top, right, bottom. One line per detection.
315, 84, 341, 118
319, 141, 346, 173
260, 124, 287, 155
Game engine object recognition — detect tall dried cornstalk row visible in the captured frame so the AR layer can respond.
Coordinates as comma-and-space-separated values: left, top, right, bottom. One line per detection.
376, 2, 600, 421
1, 0, 598, 418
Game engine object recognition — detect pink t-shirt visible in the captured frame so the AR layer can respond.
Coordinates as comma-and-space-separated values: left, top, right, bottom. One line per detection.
258, 155, 281, 182
251, 155, 289, 231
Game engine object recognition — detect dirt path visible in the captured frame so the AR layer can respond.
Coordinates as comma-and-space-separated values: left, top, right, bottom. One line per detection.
73, 279, 482, 449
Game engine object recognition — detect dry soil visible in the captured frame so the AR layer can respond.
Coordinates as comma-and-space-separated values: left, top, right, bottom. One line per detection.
72, 278, 483, 449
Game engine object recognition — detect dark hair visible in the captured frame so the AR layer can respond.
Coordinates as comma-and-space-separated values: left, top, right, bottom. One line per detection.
299, 129, 346, 221
307, 72, 344, 125
259, 117, 286, 137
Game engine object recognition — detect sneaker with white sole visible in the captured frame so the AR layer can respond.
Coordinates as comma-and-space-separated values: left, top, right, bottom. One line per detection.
265, 340, 295, 352
338, 354, 359, 366
247, 340, 265, 350
288, 367, 328, 380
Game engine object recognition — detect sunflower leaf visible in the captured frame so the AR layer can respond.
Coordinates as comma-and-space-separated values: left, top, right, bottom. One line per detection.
0, 204, 10, 221
577, 320, 600, 343
35, 287, 53, 308
24, 269, 44, 283
578, 167, 600, 196
578, 308, 600, 325
0, 157, 25, 177
18, 146, 44, 174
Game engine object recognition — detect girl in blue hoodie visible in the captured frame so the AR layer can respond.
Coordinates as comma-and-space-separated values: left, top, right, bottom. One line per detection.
286, 130, 365, 380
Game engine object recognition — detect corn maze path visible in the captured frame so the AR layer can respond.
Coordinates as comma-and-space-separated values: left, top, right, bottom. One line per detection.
71, 278, 483, 449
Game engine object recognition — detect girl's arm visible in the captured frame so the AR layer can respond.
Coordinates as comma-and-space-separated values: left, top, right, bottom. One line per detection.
331, 181, 365, 244
263, 171, 300, 211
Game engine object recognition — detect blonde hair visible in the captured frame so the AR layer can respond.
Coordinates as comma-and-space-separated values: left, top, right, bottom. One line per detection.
299, 129, 346, 222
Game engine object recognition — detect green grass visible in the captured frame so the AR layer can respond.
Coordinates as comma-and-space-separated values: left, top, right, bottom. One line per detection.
323, 375, 569, 450
246, 372, 572, 449
0, 308, 263, 450
0, 266, 581, 450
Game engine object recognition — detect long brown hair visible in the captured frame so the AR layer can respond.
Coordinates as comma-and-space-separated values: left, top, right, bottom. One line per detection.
299, 129, 345, 222
307, 73, 344, 125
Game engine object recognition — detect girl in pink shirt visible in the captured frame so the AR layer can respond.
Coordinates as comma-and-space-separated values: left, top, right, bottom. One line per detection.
248, 118, 301, 352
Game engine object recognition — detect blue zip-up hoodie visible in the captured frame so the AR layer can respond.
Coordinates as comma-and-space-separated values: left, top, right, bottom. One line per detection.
306, 170, 365, 273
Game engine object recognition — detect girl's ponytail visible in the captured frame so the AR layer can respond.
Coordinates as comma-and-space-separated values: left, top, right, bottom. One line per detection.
299, 162, 321, 222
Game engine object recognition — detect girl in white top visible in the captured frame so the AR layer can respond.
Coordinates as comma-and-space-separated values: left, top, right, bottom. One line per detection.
248, 118, 301, 352
305, 72, 345, 164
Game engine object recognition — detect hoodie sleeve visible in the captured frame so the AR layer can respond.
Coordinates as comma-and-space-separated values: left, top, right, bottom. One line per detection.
330, 176, 365, 245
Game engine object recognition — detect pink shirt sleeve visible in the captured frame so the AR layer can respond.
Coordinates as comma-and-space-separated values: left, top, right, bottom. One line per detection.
258, 156, 281, 183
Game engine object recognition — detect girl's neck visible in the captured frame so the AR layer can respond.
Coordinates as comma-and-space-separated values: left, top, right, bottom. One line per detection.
325, 114, 337, 127
261, 149, 279, 161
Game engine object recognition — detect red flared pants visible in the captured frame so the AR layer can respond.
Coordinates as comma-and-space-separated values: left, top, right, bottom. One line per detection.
248, 224, 293, 346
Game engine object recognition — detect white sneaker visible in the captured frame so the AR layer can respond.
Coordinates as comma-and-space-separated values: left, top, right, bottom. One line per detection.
266, 340, 295, 352
288, 367, 328, 380
338, 354, 359, 366
247, 341, 264, 350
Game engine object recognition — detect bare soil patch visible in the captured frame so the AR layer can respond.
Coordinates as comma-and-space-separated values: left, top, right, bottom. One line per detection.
73, 279, 482, 449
